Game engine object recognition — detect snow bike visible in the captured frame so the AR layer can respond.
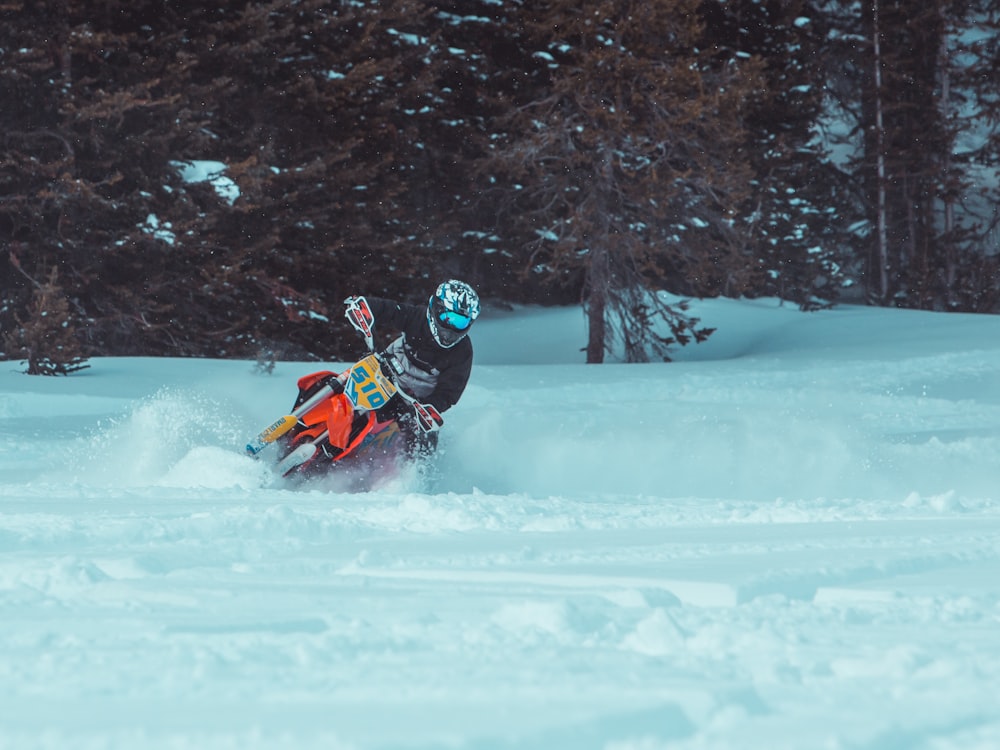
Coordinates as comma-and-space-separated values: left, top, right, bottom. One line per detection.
245, 297, 443, 484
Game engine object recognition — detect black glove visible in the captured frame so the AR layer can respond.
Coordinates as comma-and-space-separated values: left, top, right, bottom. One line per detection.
376, 394, 410, 424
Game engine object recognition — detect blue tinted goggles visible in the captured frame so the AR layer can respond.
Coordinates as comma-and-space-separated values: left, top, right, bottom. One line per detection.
438, 310, 473, 330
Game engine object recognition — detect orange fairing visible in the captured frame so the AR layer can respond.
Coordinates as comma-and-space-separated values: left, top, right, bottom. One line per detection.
322, 394, 351, 449
297, 370, 336, 392
294, 390, 375, 458
333, 407, 376, 460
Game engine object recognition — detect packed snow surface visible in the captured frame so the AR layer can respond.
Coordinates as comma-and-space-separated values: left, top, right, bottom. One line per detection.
2, 297, 999, 749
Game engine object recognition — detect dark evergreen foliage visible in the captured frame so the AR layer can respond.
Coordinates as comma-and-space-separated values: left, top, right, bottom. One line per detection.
700, 0, 856, 308
1, 0, 998, 371
826, 0, 1000, 310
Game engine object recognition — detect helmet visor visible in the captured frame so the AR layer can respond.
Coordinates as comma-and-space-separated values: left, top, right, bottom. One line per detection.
438, 309, 472, 331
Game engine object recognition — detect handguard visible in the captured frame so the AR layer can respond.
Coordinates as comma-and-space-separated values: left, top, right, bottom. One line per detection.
410, 400, 444, 433
344, 295, 375, 348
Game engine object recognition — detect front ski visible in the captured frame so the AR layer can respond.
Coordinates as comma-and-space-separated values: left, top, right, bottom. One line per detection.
246, 415, 298, 456
246, 381, 339, 457
276, 443, 318, 476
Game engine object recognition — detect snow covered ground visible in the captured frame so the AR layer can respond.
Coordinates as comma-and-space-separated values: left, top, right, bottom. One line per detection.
1, 297, 999, 749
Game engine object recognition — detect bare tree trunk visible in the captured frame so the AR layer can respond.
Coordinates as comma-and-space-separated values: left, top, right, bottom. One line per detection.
937, 4, 957, 307
585, 146, 616, 364
585, 245, 608, 364
873, 0, 891, 302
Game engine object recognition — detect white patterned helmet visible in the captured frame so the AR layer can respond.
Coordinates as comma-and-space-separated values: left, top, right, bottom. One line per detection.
427, 280, 480, 348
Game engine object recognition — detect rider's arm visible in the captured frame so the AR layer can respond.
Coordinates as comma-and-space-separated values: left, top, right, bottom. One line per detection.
364, 297, 422, 331
425, 342, 473, 413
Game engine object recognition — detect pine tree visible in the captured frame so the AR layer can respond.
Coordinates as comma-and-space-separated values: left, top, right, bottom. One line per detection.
480, 0, 763, 362
827, 0, 1000, 311
933, 0, 1000, 311
3, 0, 497, 359
3, 264, 89, 375
700, 0, 856, 308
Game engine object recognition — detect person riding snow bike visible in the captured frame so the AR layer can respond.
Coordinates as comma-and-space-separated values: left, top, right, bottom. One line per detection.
344, 279, 480, 457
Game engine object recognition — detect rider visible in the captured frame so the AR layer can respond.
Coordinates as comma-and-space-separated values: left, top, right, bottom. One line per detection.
347, 279, 480, 455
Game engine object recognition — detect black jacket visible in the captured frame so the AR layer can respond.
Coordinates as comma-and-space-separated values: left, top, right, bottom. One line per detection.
366, 297, 473, 413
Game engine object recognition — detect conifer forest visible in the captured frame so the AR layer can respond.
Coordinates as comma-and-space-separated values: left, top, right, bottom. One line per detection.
2, 1, 999, 369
